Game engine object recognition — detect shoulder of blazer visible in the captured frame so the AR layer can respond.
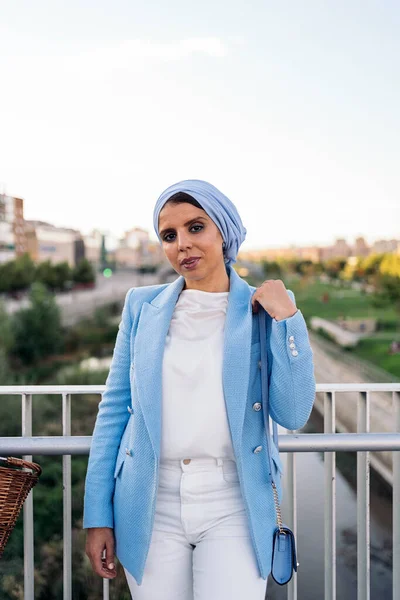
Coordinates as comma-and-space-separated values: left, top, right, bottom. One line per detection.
129, 282, 169, 308
248, 283, 296, 303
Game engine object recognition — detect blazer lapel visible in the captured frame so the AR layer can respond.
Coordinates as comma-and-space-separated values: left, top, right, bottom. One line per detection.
133, 275, 185, 458
133, 265, 254, 459
222, 266, 253, 452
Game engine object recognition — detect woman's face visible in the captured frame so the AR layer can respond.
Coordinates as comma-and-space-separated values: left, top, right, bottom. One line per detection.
158, 201, 226, 285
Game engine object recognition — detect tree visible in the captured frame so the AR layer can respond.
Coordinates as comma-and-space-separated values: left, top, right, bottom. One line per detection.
371, 255, 400, 319
323, 258, 347, 280
13, 253, 36, 291
372, 273, 400, 318
261, 260, 282, 279
0, 299, 14, 354
72, 258, 95, 284
0, 254, 36, 293
53, 261, 73, 291
36, 260, 59, 290
10, 282, 64, 366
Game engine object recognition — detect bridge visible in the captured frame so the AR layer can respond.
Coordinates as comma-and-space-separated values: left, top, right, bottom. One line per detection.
0, 383, 399, 600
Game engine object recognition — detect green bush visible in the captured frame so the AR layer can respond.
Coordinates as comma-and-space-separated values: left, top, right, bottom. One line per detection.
10, 282, 64, 366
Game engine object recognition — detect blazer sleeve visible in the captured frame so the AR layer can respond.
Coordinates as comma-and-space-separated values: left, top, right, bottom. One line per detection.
82, 286, 135, 529
267, 289, 316, 430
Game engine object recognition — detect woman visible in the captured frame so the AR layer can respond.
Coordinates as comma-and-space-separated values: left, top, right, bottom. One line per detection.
83, 179, 315, 599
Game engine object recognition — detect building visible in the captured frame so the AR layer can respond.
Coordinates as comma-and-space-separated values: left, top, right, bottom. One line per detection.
0, 193, 27, 263
353, 237, 369, 257
115, 228, 164, 268
25, 220, 84, 267
371, 239, 400, 254
82, 229, 103, 269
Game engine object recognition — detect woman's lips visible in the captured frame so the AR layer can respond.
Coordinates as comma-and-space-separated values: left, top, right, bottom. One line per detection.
182, 258, 200, 270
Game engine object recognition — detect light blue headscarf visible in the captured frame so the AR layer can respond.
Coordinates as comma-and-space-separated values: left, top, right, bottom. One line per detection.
153, 179, 247, 266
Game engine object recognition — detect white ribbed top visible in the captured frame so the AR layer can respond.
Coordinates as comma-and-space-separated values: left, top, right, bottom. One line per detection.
160, 288, 235, 462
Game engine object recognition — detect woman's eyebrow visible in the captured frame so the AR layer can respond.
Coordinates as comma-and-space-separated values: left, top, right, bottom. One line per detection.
159, 216, 207, 237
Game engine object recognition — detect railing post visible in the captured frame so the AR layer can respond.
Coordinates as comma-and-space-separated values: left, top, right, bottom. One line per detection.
22, 393, 34, 600
393, 391, 400, 600
62, 393, 72, 600
357, 391, 370, 600
324, 391, 336, 600
103, 572, 110, 600
286, 434, 297, 600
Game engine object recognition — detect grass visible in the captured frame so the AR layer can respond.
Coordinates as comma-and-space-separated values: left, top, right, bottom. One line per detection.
282, 277, 400, 379
286, 278, 398, 327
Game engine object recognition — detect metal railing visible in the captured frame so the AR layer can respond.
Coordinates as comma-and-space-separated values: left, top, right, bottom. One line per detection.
0, 383, 399, 600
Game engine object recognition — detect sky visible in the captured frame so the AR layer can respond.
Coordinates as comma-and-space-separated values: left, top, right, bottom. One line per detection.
0, 0, 399, 251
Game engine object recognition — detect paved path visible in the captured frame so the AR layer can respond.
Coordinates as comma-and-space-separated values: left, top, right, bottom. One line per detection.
2, 271, 159, 327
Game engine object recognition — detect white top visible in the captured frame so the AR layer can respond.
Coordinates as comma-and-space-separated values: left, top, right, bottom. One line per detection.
160, 288, 236, 462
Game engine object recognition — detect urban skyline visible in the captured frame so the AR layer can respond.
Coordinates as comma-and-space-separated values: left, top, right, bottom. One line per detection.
2, 191, 398, 271
0, 186, 397, 254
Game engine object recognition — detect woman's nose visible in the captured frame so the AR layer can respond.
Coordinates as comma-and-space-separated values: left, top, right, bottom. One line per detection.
177, 233, 192, 250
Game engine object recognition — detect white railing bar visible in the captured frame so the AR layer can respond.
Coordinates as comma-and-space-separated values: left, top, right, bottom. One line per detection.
103, 578, 109, 600
1, 433, 400, 456
62, 393, 72, 600
0, 385, 105, 395
324, 391, 336, 600
22, 393, 34, 600
357, 391, 370, 600
316, 383, 400, 392
286, 442, 297, 600
1, 383, 400, 395
393, 391, 400, 600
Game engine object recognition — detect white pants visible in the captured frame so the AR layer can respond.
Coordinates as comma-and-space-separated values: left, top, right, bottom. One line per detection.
123, 456, 268, 600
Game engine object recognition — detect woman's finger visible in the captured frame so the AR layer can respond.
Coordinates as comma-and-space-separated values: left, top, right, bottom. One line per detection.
104, 536, 116, 573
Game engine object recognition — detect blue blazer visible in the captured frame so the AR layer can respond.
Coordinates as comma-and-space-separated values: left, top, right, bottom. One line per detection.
83, 264, 315, 584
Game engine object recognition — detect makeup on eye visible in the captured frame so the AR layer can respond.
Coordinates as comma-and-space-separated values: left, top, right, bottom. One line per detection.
163, 224, 204, 242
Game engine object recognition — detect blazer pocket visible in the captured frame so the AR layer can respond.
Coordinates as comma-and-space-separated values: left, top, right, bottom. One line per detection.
270, 442, 284, 474
113, 449, 126, 479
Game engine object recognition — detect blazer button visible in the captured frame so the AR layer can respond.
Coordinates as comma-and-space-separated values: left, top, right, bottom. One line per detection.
127, 406, 134, 414
253, 445, 263, 454
252, 402, 262, 412
258, 360, 262, 369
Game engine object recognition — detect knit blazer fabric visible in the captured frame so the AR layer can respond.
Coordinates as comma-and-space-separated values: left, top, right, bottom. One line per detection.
82, 264, 316, 585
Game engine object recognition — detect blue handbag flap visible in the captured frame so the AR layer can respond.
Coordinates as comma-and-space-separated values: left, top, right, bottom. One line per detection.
271, 526, 297, 585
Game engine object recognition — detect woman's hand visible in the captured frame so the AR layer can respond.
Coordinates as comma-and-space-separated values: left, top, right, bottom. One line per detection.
251, 279, 297, 321
85, 527, 117, 579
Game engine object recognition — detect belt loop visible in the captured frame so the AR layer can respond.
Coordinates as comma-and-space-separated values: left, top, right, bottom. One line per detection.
216, 458, 223, 466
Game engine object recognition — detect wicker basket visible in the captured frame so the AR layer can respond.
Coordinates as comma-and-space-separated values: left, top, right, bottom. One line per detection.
0, 456, 42, 558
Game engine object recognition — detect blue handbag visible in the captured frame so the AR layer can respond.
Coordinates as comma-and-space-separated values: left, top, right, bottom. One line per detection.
258, 307, 298, 585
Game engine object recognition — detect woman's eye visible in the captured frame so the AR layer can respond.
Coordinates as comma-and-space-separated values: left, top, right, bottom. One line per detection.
163, 224, 203, 242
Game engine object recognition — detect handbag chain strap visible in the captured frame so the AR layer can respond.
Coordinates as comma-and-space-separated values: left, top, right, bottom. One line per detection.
258, 307, 285, 535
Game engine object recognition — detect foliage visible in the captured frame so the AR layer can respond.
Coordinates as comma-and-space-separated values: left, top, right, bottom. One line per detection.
380, 253, 400, 278
0, 298, 15, 354
36, 260, 73, 291
0, 253, 36, 293
322, 258, 347, 279
372, 273, 400, 316
260, 259, 282, 278
10, 282, 64, 366
72, 258, 95, 284
0, 255, 95, 295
